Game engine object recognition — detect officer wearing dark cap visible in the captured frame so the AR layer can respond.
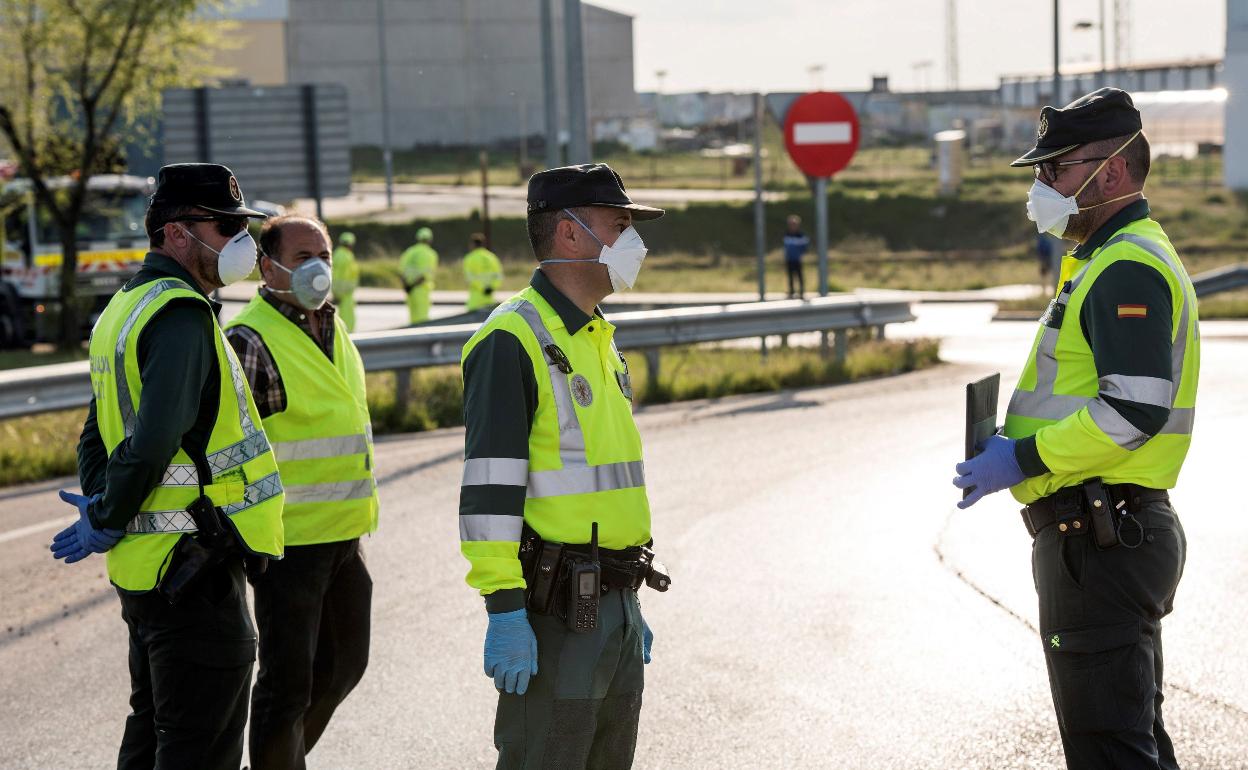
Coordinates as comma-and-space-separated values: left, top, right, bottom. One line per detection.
953, 88, 1198, 769
52, 163, 285, 769
457, 163, 669, 769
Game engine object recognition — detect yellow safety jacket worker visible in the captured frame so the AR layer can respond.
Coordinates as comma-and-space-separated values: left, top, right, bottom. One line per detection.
463, 247, 503, 312
400, 242, 438, 324
1004, 218, 1200, 503
459, 285, 649, 594
225, 296, 379, 545
332, 245, 359, 331
89, 278, 284, 592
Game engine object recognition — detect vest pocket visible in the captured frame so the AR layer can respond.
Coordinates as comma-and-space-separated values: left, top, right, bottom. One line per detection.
1042, 620, 1151, 735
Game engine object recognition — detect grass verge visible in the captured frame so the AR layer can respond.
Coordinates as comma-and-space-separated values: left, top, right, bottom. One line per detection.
2, 337, 939, 487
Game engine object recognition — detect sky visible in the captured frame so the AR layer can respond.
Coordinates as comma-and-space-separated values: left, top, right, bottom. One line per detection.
594, 0, 1227, 93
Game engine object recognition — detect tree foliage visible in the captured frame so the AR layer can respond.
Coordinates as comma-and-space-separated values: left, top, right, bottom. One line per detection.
0, 0, 235, 348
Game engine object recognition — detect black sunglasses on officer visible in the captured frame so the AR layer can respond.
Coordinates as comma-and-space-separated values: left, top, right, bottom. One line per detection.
169, 214, 249, 238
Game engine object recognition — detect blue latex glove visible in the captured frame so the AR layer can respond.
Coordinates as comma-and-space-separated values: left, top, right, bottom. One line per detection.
50, 491, 124, 564
484, 608, 538, 695
952, 435, 1025, 509
642, 615, 654, 664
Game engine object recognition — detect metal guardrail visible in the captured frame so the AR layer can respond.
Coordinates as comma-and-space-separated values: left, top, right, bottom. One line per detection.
1192, 263, 1248, 298
0, 296, 914, 420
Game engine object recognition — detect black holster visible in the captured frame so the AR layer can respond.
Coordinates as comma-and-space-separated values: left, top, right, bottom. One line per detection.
157, 494, 236, 605
518, 525, 671, 619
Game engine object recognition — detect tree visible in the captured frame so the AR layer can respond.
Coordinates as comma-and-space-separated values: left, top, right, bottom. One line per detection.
0, 0, 232, 349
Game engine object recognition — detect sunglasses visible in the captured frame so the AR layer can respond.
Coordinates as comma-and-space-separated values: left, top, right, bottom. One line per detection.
1034, 157, 1110, 185
172, 215, 248, 237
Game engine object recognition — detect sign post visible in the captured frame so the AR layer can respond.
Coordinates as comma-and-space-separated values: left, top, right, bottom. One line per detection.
782, 92, 860, 297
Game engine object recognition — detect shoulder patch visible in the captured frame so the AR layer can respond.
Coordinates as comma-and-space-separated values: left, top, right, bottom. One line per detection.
1117, 304, 1148, 319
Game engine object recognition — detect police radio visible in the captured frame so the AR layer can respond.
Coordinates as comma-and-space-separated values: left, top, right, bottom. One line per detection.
566, 522, 601, 634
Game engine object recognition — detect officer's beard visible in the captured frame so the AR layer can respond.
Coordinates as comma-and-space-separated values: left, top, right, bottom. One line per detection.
1064, 176, 1104, 243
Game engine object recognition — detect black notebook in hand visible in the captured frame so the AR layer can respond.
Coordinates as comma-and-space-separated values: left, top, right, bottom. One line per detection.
964, 374, 1001, 500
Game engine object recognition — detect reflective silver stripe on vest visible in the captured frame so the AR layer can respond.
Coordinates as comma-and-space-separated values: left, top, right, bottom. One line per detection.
160, 431, 274, 486
526, 460, 645, 499
462, 457, 529, 486
115, 280, 189, 436
1099, 374, 1172, 408
125, 472, 284, 534
510, 300, 589, 468
273, 433, 370, 462
1008, 233, 1196, 441
459, 513, 525, 542
1087, 398, 1150, 450
282, 477, 375, 505
219, 329, 258, 437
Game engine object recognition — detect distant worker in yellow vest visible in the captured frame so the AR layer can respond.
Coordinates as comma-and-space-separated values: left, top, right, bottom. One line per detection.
459, 163, 670, 768
463, 232, 503, 312
332, 231, 359, 331
224, 215, 378, 770
51, 163, 284, 768
400, 226, 438, 324
952, 89, 1199, 769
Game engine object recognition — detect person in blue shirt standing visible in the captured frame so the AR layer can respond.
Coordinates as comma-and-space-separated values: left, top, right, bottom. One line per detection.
782, 214, 809, 298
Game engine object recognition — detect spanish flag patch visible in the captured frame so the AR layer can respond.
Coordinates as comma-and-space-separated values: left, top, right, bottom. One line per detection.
1118, 304, 1148, 319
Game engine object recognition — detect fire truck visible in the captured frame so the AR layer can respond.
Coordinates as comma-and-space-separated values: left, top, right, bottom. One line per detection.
0, 174, 153, 348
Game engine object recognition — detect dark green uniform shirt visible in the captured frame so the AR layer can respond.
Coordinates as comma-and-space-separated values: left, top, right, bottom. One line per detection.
1015, 199, 1175, 477
460, 269, 597, 612
77, 253, 221, 530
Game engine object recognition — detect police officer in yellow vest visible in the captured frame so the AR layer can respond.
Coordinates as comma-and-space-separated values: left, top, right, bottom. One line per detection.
953, 89, 1197, 770
51, 163, 284, 770
459, 164, 668, 769
400, 226, 438, 324
224, 214, 378, 770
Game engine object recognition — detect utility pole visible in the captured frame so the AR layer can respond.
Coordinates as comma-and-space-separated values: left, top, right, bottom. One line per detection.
376, 0, 394, 208
540, 0, 560, 168
564, 0, 591, 164
946, 0, 959, 91
752, 92, 766, 303
1099, 0, 1108, 84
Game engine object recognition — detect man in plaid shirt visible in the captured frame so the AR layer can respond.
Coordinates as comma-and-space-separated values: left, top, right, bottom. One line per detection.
225, 216, 378, 770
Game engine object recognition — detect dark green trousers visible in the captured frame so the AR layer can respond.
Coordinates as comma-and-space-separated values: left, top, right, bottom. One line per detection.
1033, 499, 1187, 770
494, 587, 645, 770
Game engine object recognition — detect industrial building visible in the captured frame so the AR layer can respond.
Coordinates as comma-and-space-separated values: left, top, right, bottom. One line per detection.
215, 0, 637, 148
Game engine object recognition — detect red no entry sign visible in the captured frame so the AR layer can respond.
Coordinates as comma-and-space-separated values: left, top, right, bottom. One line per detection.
783, 91, 860, 178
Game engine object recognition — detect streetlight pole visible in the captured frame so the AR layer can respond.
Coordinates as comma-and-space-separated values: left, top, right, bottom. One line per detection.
564, 0, 591, 164
376, 0, 394, 208
1052, 0, 1062, 105
540, 0, 559, 168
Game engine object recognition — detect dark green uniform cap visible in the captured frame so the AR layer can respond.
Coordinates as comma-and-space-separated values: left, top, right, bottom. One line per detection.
527, 163, 664, 220
1010, 87, 1143, 167
149, 163, 268, 218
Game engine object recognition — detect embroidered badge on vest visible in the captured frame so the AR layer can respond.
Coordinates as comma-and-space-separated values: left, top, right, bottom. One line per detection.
1117, 304, 1148, 319
570, 374, 593, 407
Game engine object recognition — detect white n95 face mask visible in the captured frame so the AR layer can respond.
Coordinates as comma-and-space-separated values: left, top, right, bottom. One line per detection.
181, 225, 258, 287
541, 209, 648, 293
267, 257, 333, 310
1025, 129, 1144, 239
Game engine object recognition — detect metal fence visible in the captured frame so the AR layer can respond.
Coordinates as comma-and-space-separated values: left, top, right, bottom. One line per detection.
0, 296, 914, 420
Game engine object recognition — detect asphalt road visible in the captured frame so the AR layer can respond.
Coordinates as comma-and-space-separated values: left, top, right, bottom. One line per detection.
2, 305, 1246, 769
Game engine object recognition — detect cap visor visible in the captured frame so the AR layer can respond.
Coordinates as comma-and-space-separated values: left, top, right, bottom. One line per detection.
199, 203, 270, 218
596, 202, 666, 221
1009, 143, 1080, 167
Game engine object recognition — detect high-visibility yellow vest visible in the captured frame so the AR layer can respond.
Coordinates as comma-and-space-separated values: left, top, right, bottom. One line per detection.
225, 296, 379, 545
88, 278, 284, 592
1003, 218, 1200, 503
459, 286, 649, 594
463, 247, 502, 311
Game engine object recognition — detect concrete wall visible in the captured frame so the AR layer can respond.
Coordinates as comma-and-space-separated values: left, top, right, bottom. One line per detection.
1227, 0, 1248, 188
215, 19, 289, 86
278, 0, 636, 147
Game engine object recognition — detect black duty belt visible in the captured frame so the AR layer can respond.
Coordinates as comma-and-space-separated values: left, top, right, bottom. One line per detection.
1021, 481, 1169, 538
